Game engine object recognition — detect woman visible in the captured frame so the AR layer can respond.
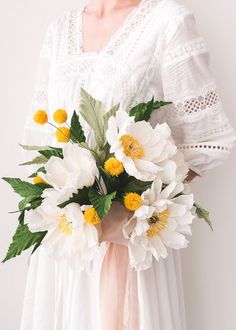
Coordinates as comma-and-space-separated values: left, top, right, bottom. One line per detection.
21, 0, 236, 329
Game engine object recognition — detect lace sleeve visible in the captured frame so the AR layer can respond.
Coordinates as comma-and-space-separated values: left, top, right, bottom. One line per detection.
161, 11, 236, 176
21, 23, 54, 158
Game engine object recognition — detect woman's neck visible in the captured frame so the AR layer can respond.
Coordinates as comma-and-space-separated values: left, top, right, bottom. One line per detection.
84, 0, 141, 17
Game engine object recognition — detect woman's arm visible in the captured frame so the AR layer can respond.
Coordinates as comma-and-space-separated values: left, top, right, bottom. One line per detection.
161, 8, 236, 176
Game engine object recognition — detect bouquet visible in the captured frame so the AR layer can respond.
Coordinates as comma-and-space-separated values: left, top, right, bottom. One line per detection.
2, 89, 212, 271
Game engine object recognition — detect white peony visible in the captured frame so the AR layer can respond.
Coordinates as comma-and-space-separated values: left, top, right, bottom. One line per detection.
106, 110, 178, 182
43, 144, 98, 201
123, 178, 195, 270
25, 189, 99, 270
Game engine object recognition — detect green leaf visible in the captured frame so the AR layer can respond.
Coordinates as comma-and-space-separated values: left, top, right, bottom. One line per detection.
129, 98, 171, 122
70, 110, 86, 143
18, 197, 33, 211
152, 100, 172, 110
38, 147, 63, 160
121, 177, 152, 194
78, 88, 106, 149
88, 189, 116, 219
19, 144, 51, 151
18, 212, 25, 225
2, 224, 47, 262
2, 178, 43, 198
19, 155, 48, 166
194, 202, 213, 231
103, 103, 120, 131
99, 167, 120, 193
30, 197, 44, 210
28, 166, 46, 178
18, 195, 43, 212
34, 183, 52, 190
58, 187, 90, 208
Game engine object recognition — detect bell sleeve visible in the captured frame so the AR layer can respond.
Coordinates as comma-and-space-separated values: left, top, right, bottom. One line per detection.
21, 22, 54, 157
161, 10, 236, 176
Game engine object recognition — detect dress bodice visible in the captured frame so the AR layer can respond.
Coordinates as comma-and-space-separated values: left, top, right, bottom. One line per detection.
23, 0, 236, 175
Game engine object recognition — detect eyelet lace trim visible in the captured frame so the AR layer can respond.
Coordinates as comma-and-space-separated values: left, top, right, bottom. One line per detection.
163, 38, 208, 65
31, 87, 48, 109
67, 0, 156, 56
178, 143, 231, 152
68, 9, 80, 55
105, 0, 155, 56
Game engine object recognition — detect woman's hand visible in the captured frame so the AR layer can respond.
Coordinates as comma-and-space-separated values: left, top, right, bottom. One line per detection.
98, 201, 133, 247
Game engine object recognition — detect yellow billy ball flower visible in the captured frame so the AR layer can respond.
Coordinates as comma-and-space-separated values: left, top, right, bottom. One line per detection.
124, 192, 142, 211
53, 109, 68, 124
55, 126, 70, 143
33, 110, 48, 125
33, 176, 46, 184
104, 157, 124, 176
84, 207, 101, 225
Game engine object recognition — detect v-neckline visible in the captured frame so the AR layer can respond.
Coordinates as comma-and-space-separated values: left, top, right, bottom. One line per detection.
78, 0, 150, 56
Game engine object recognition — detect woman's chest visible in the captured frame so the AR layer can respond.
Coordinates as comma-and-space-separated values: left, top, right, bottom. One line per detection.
47, 2, 166, 112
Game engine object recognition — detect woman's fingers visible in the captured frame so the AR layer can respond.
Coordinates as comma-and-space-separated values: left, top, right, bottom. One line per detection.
99, 201, 133, 246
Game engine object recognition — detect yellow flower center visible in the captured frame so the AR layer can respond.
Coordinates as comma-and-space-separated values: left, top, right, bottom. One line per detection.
33, 110, 48, 125
33, 176, 46, 184
58, 213, 72, 236
53, 109, 68, 124
55, 126, 70, 143
119, 134, 144, 160
146, 209, 170, 237
84, 207, 101, 225
104, 157, 124, 176
124, 192, 142, 211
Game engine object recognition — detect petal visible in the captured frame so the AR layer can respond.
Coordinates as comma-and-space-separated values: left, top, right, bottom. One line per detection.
160, 228, 188, 249
173, 194, 194, 210
149, 236, 168, 261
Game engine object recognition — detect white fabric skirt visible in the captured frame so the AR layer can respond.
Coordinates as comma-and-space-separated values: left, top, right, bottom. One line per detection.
20, 245, 187, 330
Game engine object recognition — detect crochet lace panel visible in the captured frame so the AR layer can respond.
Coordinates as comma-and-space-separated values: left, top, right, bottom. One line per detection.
163, 88, 221, 123
176, 89, 220, 115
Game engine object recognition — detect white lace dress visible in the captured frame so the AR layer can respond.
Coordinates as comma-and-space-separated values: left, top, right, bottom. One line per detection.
20, 0, 236, 329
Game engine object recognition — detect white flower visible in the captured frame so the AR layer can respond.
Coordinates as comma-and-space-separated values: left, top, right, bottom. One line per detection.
123, 179, 195, 270
25, 189, 99, 270
106, 110, 177, 182
43, 144, 98, 201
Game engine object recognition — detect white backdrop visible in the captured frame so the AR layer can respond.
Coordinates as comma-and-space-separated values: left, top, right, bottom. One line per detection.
0, 1, 235, 329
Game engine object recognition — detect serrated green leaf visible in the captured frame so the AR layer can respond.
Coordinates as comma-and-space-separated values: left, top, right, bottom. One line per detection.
88, 189, 116, 219
39, 148, 63, 160
2, 178, 43, 198
70, 110, 86, 143
121, 177, 152, 194
58, 187, 90, 208
194, 202, 213, 231
18, 212, 25, 225
19, 155, 48, 166
18, 197, 33, 211
129, 98, 171, 122
28, 166, 46, 178
34, 183, 52, 190
19, 144, 51, 151
2, 224, 47, 262
18, 195, 43, 212
152, 100, 172, 109
103, 103, 120, 131
78, 88, 106, 149
99, 167, 120, 193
